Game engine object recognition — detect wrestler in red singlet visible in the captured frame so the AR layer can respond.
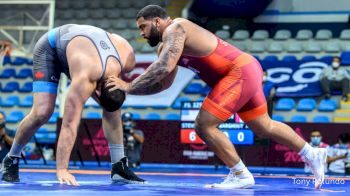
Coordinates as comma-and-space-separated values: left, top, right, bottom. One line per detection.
178, 37, 267, 122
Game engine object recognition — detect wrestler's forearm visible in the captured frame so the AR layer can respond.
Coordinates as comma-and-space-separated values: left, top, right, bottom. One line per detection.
56, 126, 77, 170
128, 60, 170, 95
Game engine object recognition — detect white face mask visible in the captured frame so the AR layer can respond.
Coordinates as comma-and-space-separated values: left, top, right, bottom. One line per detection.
332, 62, 340, 68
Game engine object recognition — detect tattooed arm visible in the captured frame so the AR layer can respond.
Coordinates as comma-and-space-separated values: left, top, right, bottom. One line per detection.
128, 24, 185, 95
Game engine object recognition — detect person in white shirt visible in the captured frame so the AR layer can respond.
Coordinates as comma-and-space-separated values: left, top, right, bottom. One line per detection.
305, 130, 329, 173
327, 133, 350, 174
319, 56, 350, 101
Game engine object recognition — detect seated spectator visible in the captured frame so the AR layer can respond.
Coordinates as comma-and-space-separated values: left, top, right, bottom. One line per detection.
327, 133, 350, 174
0, 112, 14, 166
319, 56, 350, 101
262, 70, 277, 116
304, 130, 329, 173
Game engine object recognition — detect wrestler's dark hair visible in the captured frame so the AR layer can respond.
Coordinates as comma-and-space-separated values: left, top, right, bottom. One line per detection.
136, 5, 168, 20
339, 133, 350, 143
99, 82, 125, 112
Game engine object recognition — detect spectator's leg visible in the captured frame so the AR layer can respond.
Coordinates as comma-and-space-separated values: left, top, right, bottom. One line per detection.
341, 78, 349, 101
320, 77, 331, 98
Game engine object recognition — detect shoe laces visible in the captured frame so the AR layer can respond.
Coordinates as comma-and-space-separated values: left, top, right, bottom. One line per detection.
220, 170, 241, 185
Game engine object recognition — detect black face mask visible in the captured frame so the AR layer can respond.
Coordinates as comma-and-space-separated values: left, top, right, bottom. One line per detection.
0, 119, 5, 129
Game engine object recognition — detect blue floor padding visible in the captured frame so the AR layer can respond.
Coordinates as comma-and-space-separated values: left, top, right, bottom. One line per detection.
1, 162, 349, 195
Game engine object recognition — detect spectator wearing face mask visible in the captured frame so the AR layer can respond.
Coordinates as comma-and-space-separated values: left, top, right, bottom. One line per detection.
304, 130, 329, 173
319, 56, 350, 101
327, 133, 350, 174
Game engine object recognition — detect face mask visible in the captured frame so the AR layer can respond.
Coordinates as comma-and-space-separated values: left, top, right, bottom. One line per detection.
332, 62, 340, 69
311, 137, 321, 146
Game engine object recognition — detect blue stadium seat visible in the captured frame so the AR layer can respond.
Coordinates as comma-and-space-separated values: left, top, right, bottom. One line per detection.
2, 96, 20, 107
319, 55, 333, 63
35, 127, 56, 144
340, 51, 350, 65
312, 115, 330, 123
165, 113, 180, 120
2, 55, 11, 65
16, 68, 33, 79
290, 115, 307, 122
282, 55, 297, 62
172, 96, 192, 109
263, 55, 278, 61
301, 55, 316, 61
296, 98, 316, 111
197, 96, 206, 102
85, 112, 102, 119
184, 83, 203, 94
18, 82, 32, 93
11, 57, 29, 66
19, 95, 33, 107
131, 112, 141, 120
0, 68, 16, 78
318, 99, 337, 112
48, 112, 59, 124
2, 81, 20, 92
201, 85, 211, 96
6, 111, 24, 123
145, 112, 161, 120
275, 98, 295, 111
272, 114, 285, 122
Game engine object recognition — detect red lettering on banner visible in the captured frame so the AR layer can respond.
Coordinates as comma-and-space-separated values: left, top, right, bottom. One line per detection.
284, 151, 303, 163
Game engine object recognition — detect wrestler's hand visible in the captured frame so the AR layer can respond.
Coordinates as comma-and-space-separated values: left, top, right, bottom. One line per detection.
106, 76, 131, 92
56, 168, 79, 186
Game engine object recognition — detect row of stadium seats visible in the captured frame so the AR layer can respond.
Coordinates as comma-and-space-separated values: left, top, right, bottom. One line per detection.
216, 29, 350, 41
272, 114, 331, 123
233, 40, 350, 54
0, 68, 33, 78
55, 0, 163, 9
275, 98, 338, 112
0, 82, 32, 93
0, 110, 180, 123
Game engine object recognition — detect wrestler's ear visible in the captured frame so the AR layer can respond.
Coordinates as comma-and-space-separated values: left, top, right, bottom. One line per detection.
154, 17, 161, 28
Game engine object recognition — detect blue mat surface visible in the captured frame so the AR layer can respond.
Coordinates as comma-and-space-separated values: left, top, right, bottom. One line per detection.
1, 163, 349, 195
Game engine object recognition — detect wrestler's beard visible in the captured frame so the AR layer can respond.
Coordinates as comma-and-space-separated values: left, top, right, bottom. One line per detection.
147, 25, 160, 47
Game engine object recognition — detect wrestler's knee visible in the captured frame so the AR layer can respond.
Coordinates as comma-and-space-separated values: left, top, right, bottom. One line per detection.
194, 118, 211, 138
30, 106, 53, 123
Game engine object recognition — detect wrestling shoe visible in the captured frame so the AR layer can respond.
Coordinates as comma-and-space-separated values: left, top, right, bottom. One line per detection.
111, 157, 146, 184
302, 148, 327, 189
207, 167, 255, 189
1, 154, 20, 182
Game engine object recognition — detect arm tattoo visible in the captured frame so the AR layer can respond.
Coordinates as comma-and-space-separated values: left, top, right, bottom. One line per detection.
129, 24, 185, 95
